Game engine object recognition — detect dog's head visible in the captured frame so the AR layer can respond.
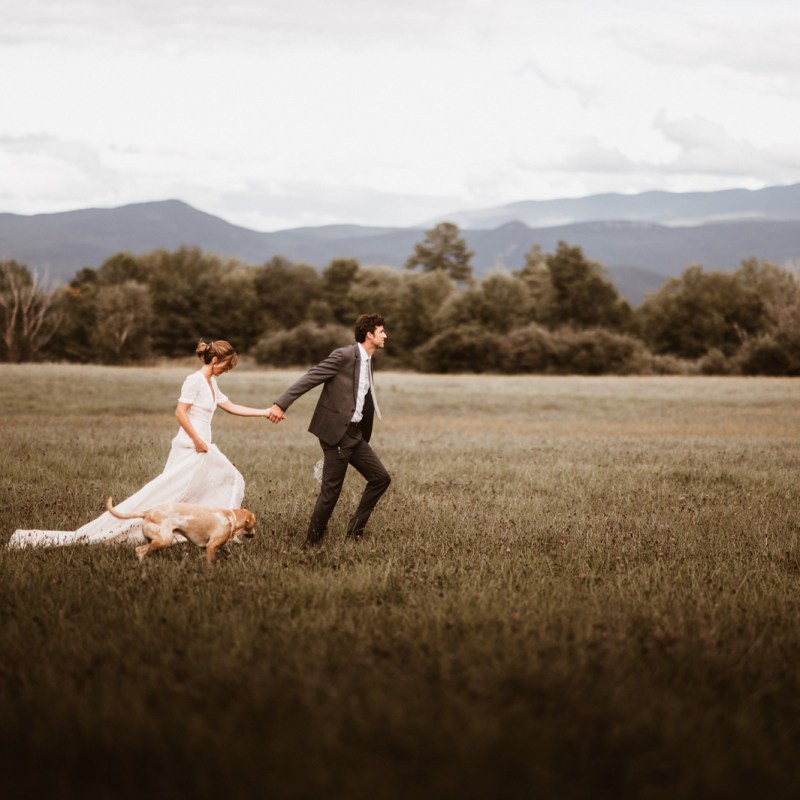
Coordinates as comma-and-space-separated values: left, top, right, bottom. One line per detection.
235, 509, 257, 538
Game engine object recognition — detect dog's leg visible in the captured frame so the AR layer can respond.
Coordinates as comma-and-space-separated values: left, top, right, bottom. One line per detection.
136, 519, 177, 560
205, 540, 222, 565
135, 520, 158, 561
135, 543, 151, 561
204, 514, 237, 565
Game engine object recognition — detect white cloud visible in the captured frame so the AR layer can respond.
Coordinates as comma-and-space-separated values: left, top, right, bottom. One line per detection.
651, 114, 796, 180
2, 0, 800, 228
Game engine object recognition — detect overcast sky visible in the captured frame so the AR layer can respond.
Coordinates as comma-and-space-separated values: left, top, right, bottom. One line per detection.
2, 0, 799, 231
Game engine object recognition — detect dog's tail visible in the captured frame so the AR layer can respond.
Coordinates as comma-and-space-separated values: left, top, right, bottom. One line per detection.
106, 496, 145, 520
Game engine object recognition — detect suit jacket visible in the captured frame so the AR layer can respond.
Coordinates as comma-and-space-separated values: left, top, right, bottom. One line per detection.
275, 344, 375, 446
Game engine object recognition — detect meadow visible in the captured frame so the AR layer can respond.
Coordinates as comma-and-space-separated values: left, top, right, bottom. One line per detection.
1, 363, 799, 799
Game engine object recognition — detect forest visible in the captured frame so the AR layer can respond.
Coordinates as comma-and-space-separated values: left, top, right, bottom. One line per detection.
2, 222, 799, 375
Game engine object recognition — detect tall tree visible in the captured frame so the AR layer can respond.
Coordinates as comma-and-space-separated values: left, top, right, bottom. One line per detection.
49, 251, 262, 360
393, 271, 455, 354
253, 256, 323, 332
405, 222, 474, 284
91, 281, 154, 362
141, 247, 259, 355
440, 272, 530, 334
347, 266, 403, 323
322, 258, 360, 324
636, 264, 766, 358
721, 259, 800, 374
515, 245, 553, 321
531, 242, 631, 331
45, 268, 100, 362
97, 252, 150, 285
736, 258, 800, 328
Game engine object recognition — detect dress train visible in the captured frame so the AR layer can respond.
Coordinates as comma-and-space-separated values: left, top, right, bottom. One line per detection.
8, 444, 244, 549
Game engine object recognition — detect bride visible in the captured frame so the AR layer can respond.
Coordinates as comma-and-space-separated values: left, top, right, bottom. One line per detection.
8, 339, 269, 549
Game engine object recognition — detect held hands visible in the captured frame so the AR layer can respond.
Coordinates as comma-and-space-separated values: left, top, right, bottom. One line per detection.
266, 404, 285, 424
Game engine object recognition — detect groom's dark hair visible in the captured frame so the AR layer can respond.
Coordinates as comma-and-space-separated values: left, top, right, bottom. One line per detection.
354, 314, 385, 343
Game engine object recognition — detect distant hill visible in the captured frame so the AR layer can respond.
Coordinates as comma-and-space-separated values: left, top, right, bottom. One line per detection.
428, 183, 800, 229
2, 188, 800, 305
466, 218, 800, 302
0, 200, 276, 273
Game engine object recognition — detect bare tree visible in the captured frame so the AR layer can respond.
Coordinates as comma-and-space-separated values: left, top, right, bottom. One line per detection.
91, 281, 153, 361
0, 261, 63, 362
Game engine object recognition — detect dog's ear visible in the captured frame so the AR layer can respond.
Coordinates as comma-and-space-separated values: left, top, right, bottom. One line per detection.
235, 509, 255, 528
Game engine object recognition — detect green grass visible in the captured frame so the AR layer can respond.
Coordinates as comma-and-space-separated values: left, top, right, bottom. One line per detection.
1, 364, 799, 799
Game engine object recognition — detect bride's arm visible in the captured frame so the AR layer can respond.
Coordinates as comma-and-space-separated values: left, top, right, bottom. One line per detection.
217, 400, 270, 418
175, 402, 209, 452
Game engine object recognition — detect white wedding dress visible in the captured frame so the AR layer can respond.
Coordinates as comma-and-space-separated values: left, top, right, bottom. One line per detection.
8, 371, 245, 549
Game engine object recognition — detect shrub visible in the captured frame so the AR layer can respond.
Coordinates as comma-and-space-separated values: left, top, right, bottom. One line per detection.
414, 324, 503, 373
551, 328, 649, 375
737, 334, 800, 376
698, 347, 737, 375
415, 325, 656, 376
251, 322, 352, 367
497, 323, 557, 373
644, 354, 694, 375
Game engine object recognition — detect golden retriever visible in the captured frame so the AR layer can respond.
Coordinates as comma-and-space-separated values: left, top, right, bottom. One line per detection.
106, 497, 256, 563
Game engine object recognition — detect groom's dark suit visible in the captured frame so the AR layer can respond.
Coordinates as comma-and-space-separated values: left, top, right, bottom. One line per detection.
274, 344, 391, 544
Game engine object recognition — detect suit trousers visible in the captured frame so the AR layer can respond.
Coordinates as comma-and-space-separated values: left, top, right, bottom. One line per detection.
307, 424, 391, 544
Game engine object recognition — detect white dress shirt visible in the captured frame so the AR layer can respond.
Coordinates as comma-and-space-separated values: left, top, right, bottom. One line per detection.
351, 343, 370, 423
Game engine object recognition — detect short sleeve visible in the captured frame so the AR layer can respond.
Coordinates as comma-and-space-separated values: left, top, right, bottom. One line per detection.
178, 372, 203, 404
212, 378, 229, 405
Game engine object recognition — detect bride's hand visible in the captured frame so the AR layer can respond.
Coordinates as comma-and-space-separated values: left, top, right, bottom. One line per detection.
194, 438, 209, 453
266, 403, 285, 423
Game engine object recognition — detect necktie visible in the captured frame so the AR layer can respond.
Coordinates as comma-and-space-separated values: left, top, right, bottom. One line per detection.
368, 359, 382, 420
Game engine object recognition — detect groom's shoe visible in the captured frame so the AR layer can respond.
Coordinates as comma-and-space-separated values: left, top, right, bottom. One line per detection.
304, 520, 326, 548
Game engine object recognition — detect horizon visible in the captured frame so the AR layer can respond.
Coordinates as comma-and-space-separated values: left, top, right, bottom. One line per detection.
3, 180, 800, 234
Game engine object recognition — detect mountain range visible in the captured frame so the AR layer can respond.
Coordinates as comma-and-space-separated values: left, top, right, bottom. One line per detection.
2, 183, 800, 305
428, 182, 800, 229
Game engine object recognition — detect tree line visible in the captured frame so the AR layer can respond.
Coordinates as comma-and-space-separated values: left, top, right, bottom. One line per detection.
2, 222, 799, 375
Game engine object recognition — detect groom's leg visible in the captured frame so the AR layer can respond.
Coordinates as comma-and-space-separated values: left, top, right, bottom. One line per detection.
306, 440, 350, 545
346, 438, 391, 538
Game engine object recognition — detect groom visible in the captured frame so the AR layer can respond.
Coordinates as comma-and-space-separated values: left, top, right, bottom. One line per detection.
267, 314, 391, 546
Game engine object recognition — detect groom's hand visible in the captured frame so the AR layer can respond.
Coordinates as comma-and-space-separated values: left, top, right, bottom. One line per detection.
266, 404, 285, 423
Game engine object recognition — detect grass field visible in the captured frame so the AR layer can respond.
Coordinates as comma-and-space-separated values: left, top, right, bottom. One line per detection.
1, 364, 799, 799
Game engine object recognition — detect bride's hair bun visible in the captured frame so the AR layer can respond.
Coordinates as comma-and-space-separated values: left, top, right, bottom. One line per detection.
195, 338, 239, 369
196, 339, 215, 360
